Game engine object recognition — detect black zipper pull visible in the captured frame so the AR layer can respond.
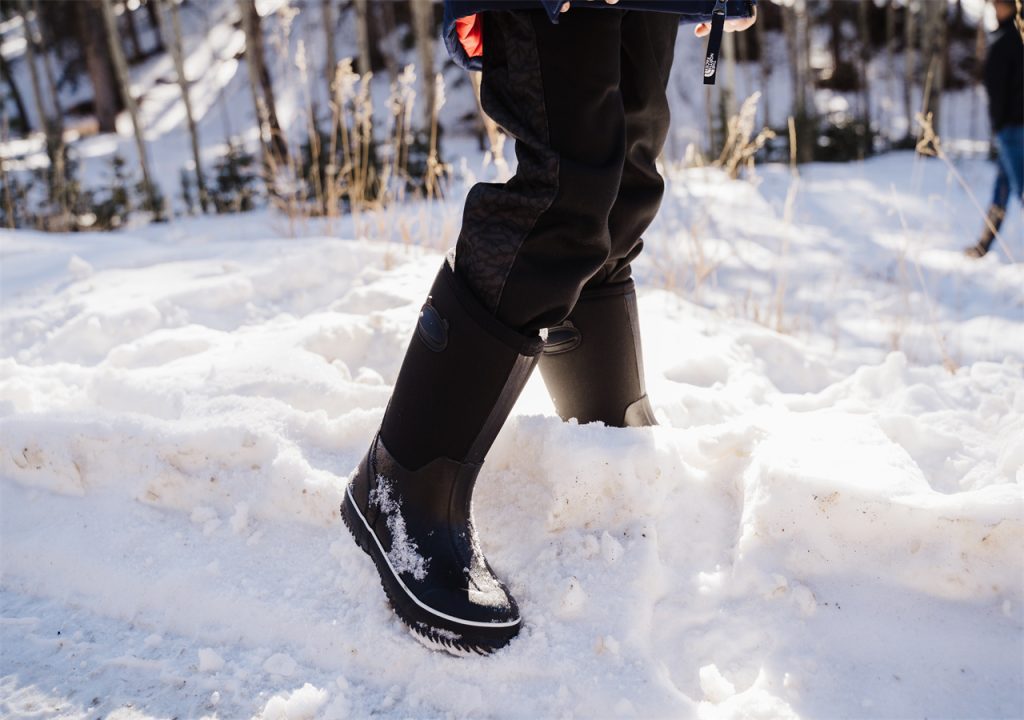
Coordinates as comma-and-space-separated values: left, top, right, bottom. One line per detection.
703, 0, 728, 85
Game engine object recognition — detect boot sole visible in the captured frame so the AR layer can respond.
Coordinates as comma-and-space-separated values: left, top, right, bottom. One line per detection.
340, 485, 521, 656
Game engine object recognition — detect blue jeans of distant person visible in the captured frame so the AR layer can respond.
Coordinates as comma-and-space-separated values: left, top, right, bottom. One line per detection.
990, 164, 1010, 209
995, 125, 1024, 202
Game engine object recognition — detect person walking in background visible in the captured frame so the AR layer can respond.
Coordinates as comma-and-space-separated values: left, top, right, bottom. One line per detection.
340, 0, 757, 655
966, 164, 1009, 258
967, 0, 1023, 258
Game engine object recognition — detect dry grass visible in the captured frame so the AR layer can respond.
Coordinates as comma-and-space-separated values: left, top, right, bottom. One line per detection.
716, 92, 776, 180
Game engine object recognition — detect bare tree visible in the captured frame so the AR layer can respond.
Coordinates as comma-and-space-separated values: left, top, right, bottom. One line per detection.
100, 0, 162, 216
903, 0, 918, 141
409, 0, 436, 134
857, 0, 872, 156
17, 0, 73, 226
783, 0, 815, 162
123, 2, 144, 61
972, 0, 987, 141
353, 0, 372, 77
373, 1, 400, 84
321, 0, 338, 102
18, 2, 55, 133
757, 18, 772, 127
920, 0, 948, 134
885, 0, 897, 135
237, 0, 287, 160
31, 0, 63, 138
143, 0, 166, 53
0, 51, 31, 133
158, 0, 209, 212
76, 0, 122, 133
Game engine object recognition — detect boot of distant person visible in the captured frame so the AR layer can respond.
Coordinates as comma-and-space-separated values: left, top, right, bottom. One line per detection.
967, 0, 1024, 259
966, 204, 1007, 257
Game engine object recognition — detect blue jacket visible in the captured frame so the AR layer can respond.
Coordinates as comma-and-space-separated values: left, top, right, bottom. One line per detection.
443, 0, 757, 71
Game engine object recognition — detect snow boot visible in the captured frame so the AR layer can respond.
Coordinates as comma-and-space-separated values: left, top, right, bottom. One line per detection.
341, 261, 543, 655
965, 204, 1006, 258
539, 279, 657, 427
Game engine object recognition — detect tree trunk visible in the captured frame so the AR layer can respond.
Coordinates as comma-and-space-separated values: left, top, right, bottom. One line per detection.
18, 0, 68, 224
903, 0, 917, 141
0, 52, 31, 133
77, 0, 122, 133
409, 0, 436, 134
238, 0, 271, 169
158, 0, 209, 213
857, 0, 872, 157
17, 4, 52, 140
353, 0, 372, 77
757, 19, 771, 128
783, 0, 815, 163
723, 30, 738, 121
19, 3, 51, 128
124, 3, 144, 61
31, 0, 63, 135
374, 0, 400, 84
145, 0, 166, 52
828, 0, 842, 83
972, 0, 986, 141
238, 0, 287, 160
100, 0, 162, 217
920, 0, 947, 135
885, 0, 896, 138
322, 0, 338, 101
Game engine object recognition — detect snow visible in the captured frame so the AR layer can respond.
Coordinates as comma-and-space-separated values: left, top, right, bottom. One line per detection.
2, 0, 1023, 716
2, 149, 1022, 718
368, 474, 430, 582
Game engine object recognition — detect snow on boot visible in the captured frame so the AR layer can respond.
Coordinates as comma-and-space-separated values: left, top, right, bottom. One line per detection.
539, 279, 657, 427
341, 261, 542, 655
965, 205, 1006, 258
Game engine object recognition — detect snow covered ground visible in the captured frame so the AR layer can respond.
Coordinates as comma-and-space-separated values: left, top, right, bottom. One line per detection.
2, 149, 1022, 718
2, 0, 1023, 715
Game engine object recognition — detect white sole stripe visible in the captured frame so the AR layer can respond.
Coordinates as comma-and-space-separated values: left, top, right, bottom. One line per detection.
345, 484, 521, 630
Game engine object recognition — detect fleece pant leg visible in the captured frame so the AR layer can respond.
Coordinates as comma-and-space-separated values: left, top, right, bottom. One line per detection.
454, 9, 628, 333
588, 11, 679, 289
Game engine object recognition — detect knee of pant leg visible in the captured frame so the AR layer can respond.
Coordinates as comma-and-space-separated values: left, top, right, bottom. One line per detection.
550, 153, 626, 242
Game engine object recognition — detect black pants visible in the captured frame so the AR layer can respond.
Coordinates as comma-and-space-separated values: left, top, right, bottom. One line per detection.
454, 9, 679, 333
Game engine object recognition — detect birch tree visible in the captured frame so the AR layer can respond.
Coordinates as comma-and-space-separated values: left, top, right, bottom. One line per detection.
158, 0, 209, 212
903, 0, 917, 141
100, 0, 162, 216
17, 0, 69, 224
410, 0, 437, 135
238, 0, 287, 160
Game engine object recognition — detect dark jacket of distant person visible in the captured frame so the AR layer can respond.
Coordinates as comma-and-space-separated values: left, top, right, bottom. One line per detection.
985, 14, 1024, 132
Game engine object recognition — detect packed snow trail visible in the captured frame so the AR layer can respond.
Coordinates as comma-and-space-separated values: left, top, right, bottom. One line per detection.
2, 157, 1022, 718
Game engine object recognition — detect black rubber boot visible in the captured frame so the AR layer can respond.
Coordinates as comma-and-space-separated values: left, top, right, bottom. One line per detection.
539, 279, 657, 427
341, 261, 543, 655
965, 205, 1006, 258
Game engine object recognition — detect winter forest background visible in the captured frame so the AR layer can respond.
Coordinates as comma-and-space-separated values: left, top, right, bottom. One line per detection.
1, 1, 1022, 719
0, 0, 1019, 229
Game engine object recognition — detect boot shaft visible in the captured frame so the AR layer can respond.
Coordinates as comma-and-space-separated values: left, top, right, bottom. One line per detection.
539, 279, 656, 427
381, 261, 543, 470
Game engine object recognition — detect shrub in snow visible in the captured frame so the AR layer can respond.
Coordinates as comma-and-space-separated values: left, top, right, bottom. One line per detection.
211, 140, 260, 214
